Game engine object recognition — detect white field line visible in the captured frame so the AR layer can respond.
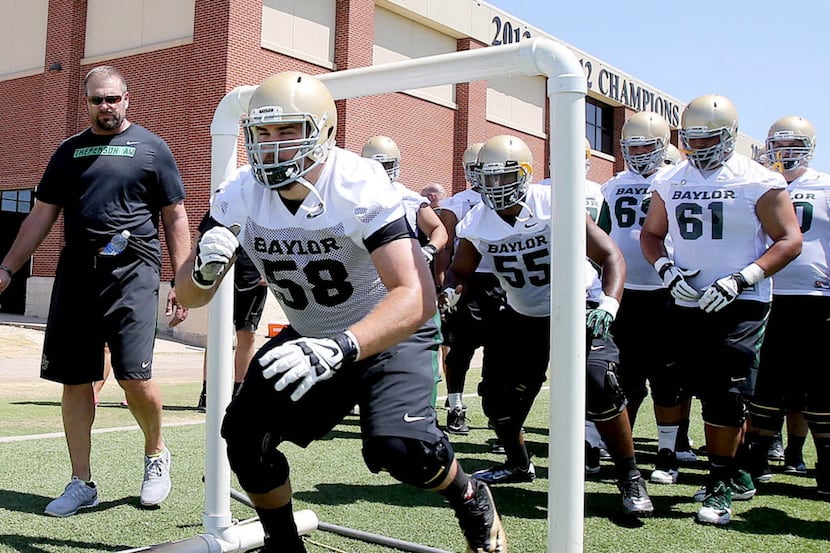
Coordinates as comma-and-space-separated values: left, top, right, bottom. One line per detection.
1, 388, 548, 444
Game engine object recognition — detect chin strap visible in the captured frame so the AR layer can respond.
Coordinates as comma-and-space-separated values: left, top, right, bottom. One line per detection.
294, 176, 326, 219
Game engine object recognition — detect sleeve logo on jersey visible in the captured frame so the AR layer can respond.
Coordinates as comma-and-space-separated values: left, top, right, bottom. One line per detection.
486, 234, 547, 254
253, 236, 340, 255
671, 190, 735, 200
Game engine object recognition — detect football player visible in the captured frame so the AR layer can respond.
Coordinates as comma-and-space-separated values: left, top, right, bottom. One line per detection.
441, 134, 654, 517
543, 140, 612, 474
602, 111, 696, 487
435, 142, 507, 437
361, 135, 447, 271
175, 72, 506, 553
640, 94, 802, 526
743, 116, 830, 494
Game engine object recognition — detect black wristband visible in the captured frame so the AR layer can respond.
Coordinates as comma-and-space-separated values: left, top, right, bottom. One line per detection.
657, 262, 673, 280
0, 265, 12, 277
331, 332, 359, 364
730, 272, 749, 294
423, 244, 438, 256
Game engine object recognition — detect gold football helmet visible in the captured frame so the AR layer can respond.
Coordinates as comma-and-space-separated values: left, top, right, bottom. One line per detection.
679, 94, 738, 171
584, 138, 592, 175
664, 144, 682, 166
620, 111, 671, 175
766, 115, 816, 173
462, 142, 484, 188
242, 71, 337, 189
473, 135, 533, 210
362, 135, 401, 182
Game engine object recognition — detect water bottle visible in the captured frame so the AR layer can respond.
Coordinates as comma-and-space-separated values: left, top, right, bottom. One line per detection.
99, 230, 131, 256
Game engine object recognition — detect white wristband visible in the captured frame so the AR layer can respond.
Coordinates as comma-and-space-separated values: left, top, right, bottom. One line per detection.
738, 263, 765, 286
653, 256, 672, 274
597, 295, 620, 319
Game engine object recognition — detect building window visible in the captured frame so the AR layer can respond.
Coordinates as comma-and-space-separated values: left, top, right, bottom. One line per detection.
0, 0, 48, 79
262, 0, 336, 69
84, 0, 194, 60
1, 190, 32, 214
586, 97, 613, 155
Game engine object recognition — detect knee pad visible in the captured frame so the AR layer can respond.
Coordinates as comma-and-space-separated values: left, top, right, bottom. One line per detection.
586, 360, 627, 422
362, 435, 454, 489
479, 379, 542, 427
748, 400, 785, 433
700, 391, 746, 427
223, 414, 289, 494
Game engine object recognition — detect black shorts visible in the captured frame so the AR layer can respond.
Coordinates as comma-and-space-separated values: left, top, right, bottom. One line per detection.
480, 306, 549, 397
754, 295, 830, 414
442, 272, 505, 349
671, 300, 769, 400
41, 251, 159, 384
227, 316, 446, 448
612, 288, 680, 405
234, 284, 267, 332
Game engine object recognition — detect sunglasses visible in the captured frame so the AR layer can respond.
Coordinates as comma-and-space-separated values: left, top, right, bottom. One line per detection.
87, 95, 123, 106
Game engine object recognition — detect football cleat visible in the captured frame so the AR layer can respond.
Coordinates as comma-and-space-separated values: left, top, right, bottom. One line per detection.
618, 475, 654, 516
693, 470, 755, 502
447, 406, 470, 435
585, 442, 601, 476
767, 435, 785, 462
675, 449, 698, 463
473, 463, 536, 486
783, 447, 807, 476
695, 480, 732, 526
650, 448, 679, 484
454, 479, 508, 553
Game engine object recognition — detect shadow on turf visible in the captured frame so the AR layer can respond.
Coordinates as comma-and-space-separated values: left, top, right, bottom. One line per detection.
0, 487, 164, 516
0, 535, 132, 552
295, 481, 549, 520
736, 506, 830, 539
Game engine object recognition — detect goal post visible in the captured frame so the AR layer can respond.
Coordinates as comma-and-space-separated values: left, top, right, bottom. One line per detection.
204, 37, 587, 553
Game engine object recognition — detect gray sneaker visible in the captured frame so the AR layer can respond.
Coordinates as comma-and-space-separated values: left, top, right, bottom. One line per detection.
140, 447, 171, 507
44, 477, 99, 517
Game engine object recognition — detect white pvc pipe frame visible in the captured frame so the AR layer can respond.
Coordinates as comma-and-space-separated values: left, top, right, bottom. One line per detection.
203, 37, 587, 553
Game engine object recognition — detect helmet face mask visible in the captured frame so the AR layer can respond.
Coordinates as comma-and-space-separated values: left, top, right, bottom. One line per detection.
473, 135, 533, 211
362, 136, 401, 182
664, 144, 682, 166
620, 112, 670, 175
679, 94, 738, 172
243, 72, 337, 189
766, 115, 816, 173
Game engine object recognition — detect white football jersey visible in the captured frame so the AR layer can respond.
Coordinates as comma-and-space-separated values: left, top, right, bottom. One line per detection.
392, 181, 428, 232
441, 188, 492, 273
650, 154, 786, 306
457, 184, 603, 317
539, 176, 605, 223
771, 168, 830, 296
210, 147, 407, 337
602, 167, 673, 290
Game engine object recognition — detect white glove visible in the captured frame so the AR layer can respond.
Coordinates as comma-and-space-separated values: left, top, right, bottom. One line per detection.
698, 263, 765, 313
260, 332, 359, 401
421, 244, 439, 264
654, 257, 700, 302
439, 286, 462, 314
192, 226, 239, 289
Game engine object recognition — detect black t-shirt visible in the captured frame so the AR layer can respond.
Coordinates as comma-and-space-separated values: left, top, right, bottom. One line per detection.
36, 124, 185, 269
